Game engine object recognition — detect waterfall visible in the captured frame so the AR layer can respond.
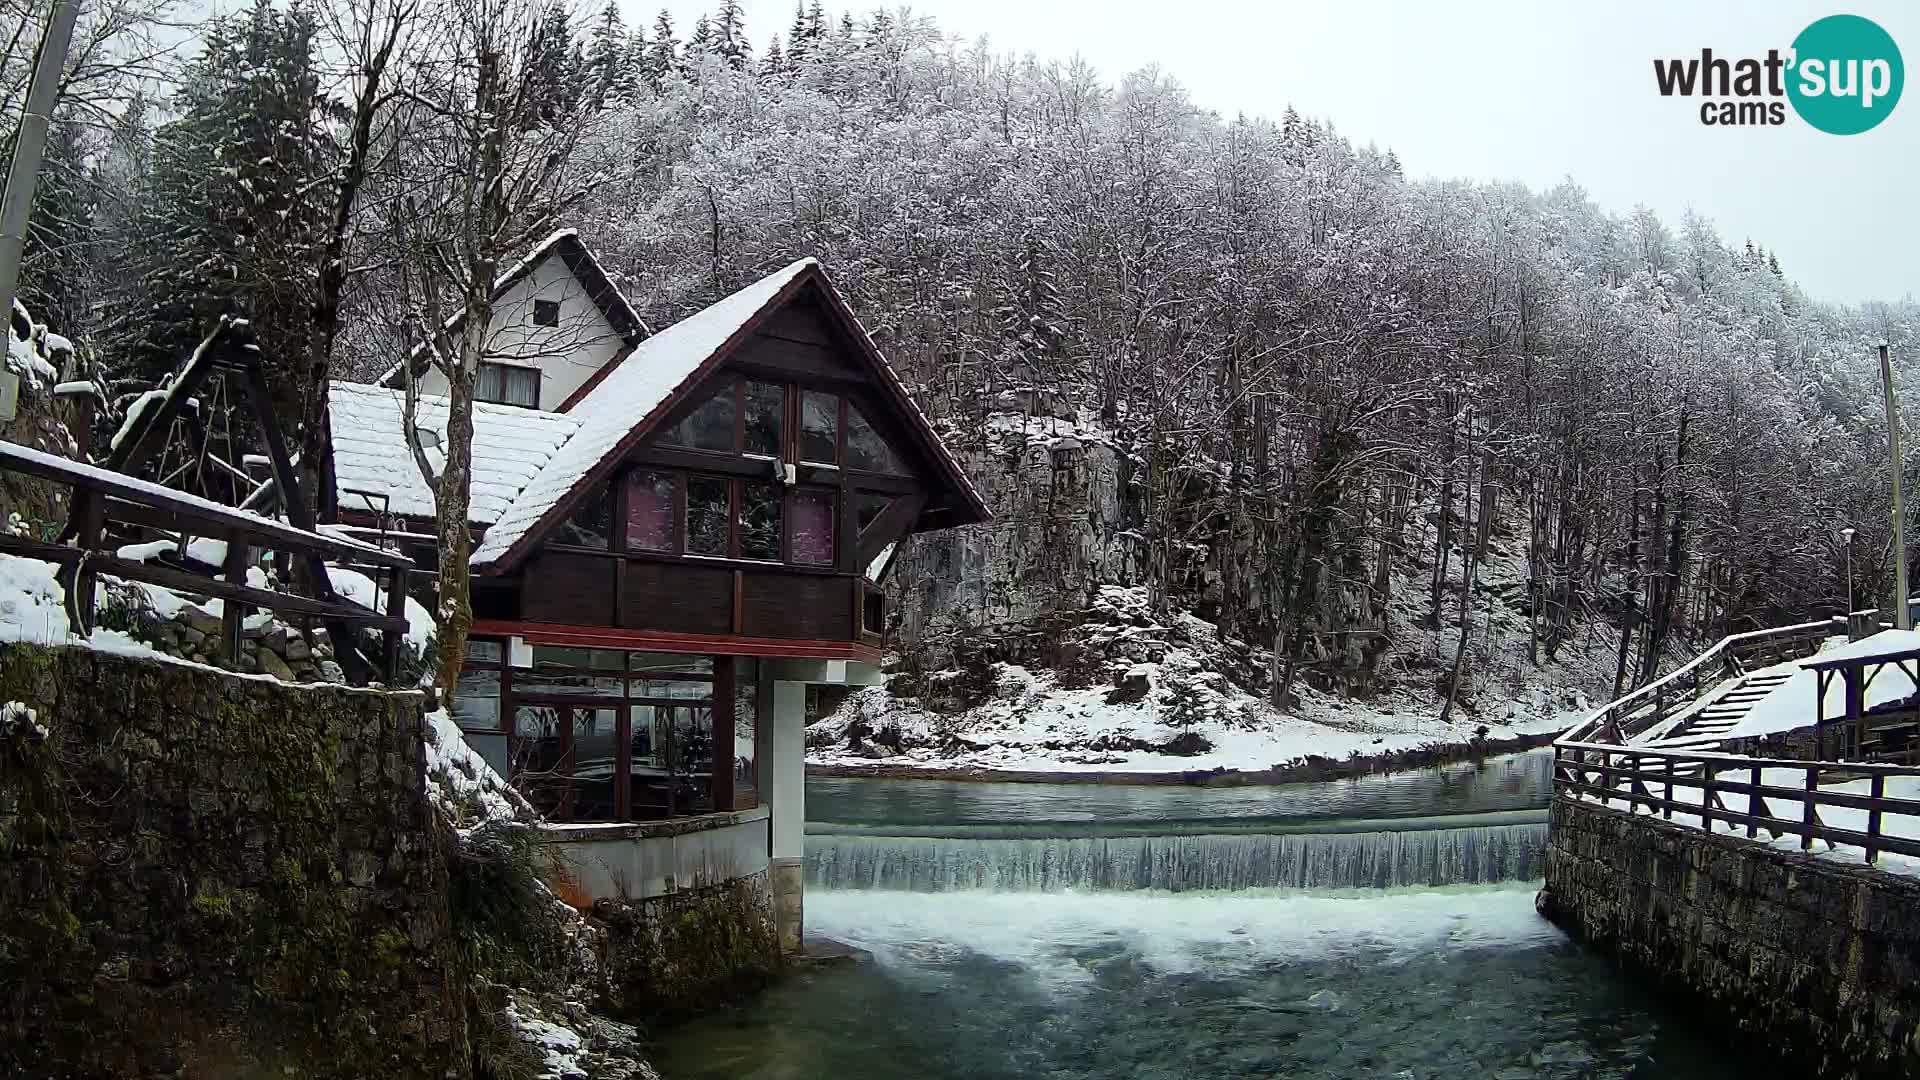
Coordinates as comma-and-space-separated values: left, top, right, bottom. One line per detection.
806, 821, 1548, 892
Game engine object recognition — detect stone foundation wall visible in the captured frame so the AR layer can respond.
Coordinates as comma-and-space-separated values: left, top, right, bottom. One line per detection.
594, 873, 783, 1026
1541, 797, 1920, 1077
0, 643, 468, 1079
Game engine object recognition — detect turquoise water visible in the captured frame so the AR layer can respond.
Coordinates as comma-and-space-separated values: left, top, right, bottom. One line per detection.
654, 762, 1745, 1079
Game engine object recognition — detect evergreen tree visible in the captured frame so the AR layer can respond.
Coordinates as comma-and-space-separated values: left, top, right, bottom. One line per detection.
1160, 669, 1212, 729
110, 0, 335, 436
15, 119, 97, 336
687, 14, 713, 57
710, 0, 750, 68
998, 229, 1065, 384
583, 2, 632, 107
519, 4, 583, 126
763, 36, 785, 75
786, 1, 810, 66
645, 10, 679, 84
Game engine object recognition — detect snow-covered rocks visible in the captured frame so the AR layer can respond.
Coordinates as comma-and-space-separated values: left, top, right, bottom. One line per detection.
0, 700, 47, 740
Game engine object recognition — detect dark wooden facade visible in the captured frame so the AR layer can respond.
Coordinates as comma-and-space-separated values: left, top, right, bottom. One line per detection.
470, 289, 975, 662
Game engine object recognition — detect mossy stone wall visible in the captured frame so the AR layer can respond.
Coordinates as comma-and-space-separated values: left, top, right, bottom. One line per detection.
595, 873, 783, 1026
1542, 797, 1920, 1078
0, 643, 469, 1079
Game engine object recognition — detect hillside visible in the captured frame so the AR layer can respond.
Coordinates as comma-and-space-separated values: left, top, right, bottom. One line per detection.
809, 408, 1631, 774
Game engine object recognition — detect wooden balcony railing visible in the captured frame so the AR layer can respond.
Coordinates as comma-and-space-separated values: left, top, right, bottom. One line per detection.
1553, 739, 1920, 865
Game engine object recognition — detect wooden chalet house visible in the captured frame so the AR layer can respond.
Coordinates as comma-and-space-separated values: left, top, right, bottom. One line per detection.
321, 232, 986, 934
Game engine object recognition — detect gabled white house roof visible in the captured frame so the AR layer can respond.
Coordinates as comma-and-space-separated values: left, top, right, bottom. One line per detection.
328, 382, 581, 525
469, 258, 819, 565
374, 228, 648, 391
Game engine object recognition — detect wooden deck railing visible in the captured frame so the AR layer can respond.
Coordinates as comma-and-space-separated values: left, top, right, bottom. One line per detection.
1554, 739, 1920, 864
1559, 619, 1841, 745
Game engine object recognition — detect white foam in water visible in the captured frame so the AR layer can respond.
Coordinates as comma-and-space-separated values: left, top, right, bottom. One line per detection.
809, 885, 1566, 987
808, 823, 1547, 892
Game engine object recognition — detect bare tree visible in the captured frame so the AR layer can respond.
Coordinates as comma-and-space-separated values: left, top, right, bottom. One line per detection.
392, 0, 619, 691
295, 0, 420, 505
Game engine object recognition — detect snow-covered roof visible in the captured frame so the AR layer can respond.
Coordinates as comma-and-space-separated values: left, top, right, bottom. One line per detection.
327, 382, 582, 525
470, 259, 819, 565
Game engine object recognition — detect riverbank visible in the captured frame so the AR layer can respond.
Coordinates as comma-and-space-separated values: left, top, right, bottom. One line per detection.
808, 730, 1561, 786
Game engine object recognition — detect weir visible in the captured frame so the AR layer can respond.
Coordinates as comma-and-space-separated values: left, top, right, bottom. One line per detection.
806, 812, 1548, 892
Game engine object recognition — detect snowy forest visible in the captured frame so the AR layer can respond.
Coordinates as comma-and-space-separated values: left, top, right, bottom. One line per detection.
8, 0, 1920, 724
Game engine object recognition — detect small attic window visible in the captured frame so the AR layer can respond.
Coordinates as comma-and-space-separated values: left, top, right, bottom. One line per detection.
532, 299, 561, 327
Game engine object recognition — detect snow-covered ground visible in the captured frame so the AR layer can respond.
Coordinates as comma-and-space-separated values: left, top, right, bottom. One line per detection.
810, 662, 1579, 774
810, 580, 1600, 775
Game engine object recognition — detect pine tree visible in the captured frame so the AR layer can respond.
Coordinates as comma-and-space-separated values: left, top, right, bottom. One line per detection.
519, 4, 582, 126
786, 1, 810, 66
998, 229, 1065, 386
110, 0, 335, 436
763, 36, 785, 75
15, 119, 97, 336
1160, 668, 1212, 730
645, 10, 679, 84
584, 2, 635, 108
687, 14, 713, 56
711, 0, 750, 68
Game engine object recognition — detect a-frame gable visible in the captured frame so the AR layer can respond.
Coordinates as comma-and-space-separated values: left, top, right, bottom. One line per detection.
470, 261, 988, 574
376, 230, 646, 392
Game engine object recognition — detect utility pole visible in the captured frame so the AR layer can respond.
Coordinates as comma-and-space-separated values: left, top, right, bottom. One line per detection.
1881, 342, 1911, 630
0, 0, 82, 329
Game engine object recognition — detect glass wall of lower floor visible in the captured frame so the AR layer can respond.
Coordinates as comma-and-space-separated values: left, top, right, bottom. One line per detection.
454, 639, 761, 822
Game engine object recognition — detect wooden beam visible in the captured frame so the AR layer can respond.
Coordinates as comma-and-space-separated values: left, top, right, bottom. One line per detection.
857, 493, 925, 568
471, 619, 883, 663
105, 319, 229, 475
69, 490, 103, 634
0, 534, 403, 630
381, 565, 406, 681
220, 540, 249, 662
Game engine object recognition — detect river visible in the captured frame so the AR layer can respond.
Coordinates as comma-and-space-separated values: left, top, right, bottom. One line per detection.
653, 751, 1747, 1079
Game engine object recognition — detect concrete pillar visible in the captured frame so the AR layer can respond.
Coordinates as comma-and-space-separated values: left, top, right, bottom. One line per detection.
767, 679, 807, 954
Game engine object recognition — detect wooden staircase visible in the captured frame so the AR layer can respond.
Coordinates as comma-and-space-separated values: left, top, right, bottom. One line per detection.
1650, 667, 1800, 750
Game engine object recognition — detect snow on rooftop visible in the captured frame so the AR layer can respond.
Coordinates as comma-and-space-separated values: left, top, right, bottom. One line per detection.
328, 382, 582, 525
470, 258, 818, 566
1801, 628, 1920, 666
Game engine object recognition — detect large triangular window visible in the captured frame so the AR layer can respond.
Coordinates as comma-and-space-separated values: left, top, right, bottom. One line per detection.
846, 405, 906, 475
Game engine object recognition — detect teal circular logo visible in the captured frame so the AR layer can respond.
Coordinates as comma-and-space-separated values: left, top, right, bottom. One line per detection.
1788, 15, 1903, 134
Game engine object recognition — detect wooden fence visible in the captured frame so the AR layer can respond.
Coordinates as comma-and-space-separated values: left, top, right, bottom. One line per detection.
1553, 739, 1920, 864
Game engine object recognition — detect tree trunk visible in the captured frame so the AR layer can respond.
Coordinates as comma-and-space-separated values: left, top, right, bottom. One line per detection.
298, 23, 401, 510
433, 289, 487, 693
1439, 462, 1493, 726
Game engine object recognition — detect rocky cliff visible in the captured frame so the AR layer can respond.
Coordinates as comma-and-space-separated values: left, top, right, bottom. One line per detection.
821, 406, 1624, 770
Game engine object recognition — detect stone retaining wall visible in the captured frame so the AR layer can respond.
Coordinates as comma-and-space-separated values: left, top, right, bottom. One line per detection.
1541, 797, 1920, 1077
0, 643, 468, 1079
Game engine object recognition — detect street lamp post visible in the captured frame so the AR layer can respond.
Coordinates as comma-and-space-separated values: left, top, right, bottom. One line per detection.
1843, 527, 1857, 613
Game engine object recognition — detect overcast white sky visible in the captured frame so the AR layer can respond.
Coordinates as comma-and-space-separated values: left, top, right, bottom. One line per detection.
645, 0, 1919, 307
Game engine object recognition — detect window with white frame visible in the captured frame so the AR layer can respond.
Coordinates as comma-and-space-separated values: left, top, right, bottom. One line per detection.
476, 361, 540, 409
